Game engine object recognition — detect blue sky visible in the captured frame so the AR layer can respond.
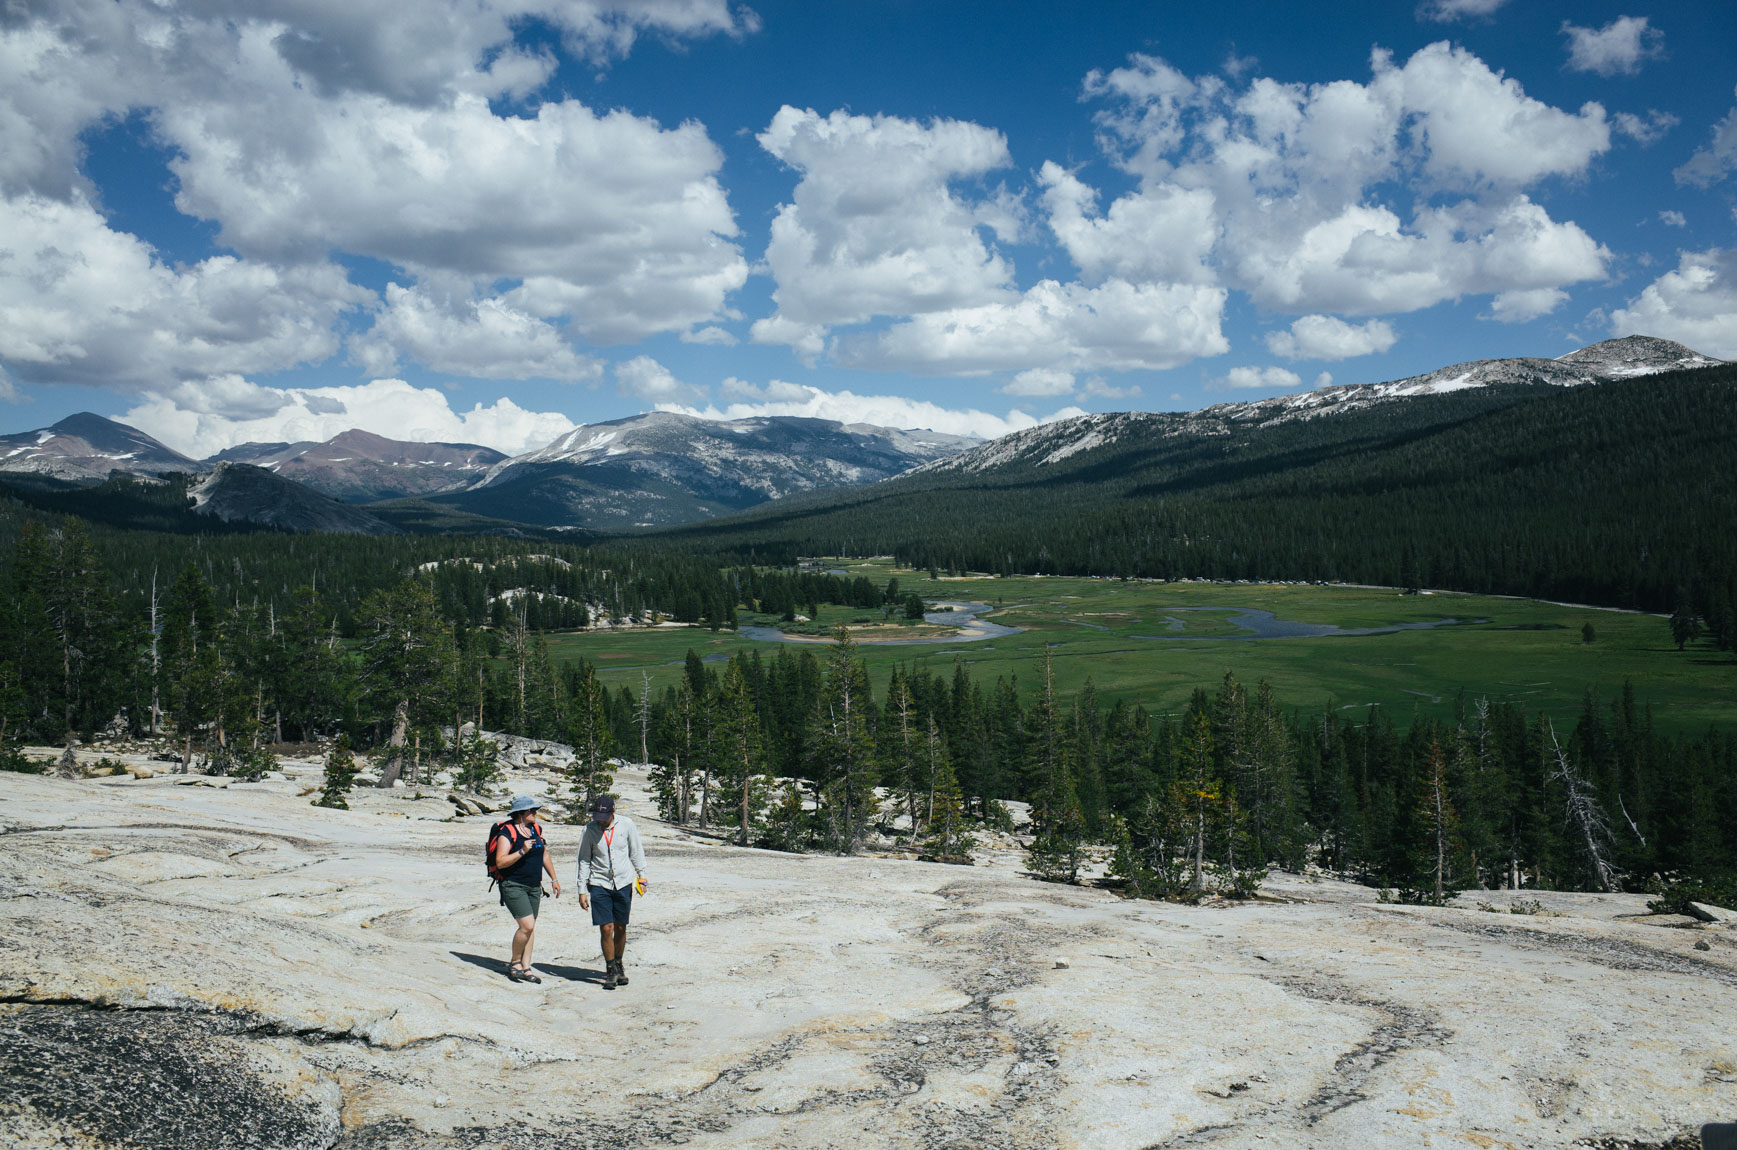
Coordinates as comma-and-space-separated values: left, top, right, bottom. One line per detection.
2, 0, 1734, 456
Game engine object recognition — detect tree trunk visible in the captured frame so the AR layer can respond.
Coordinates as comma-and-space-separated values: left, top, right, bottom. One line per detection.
377, 698, 409, 787
740, 746, 751, 846
1193, 800, 1205, 891
675, 753, 687, 826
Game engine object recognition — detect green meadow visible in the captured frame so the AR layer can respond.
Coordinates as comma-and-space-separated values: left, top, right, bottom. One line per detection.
543, 561, 1737, 733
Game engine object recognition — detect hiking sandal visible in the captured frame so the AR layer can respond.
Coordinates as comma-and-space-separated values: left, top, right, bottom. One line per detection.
507, 963, 527, 982
519, 967, 542, 984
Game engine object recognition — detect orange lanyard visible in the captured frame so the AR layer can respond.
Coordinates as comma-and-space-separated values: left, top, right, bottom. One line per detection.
603, 825, 615, 849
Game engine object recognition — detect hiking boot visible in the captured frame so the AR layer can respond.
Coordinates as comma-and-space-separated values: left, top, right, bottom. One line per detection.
601, 963, 618, 990
613, 960, 629, 987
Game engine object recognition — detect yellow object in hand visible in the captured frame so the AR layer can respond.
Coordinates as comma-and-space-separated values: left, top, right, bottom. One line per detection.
635, 877, 646, 895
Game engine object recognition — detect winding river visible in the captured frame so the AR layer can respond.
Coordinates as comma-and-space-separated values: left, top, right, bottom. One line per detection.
1130, 606, 1484, 641
738, 601, 1023, 646
736, 602, 1480, 646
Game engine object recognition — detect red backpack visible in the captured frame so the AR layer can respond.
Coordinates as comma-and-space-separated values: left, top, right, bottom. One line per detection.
485, 820, 538, 888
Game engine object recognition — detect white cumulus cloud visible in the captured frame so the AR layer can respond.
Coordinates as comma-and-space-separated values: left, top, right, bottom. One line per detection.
1001, 368, 1077, 397
121, 377, 577, 458
1072, 44, 1611, 326
1608, 249, 1737, 360
0, 1, 748, 399
167, 87, 746, 344
1418, 0, 1509, 22
1613, 109, 1678, 145
348, 281, 601, 381
662, 382, 1083, 440
0, 193, 368, 389
1562, 16, 1665, 78
615, 356, 706, 404
753, 106, 1017, 343
844, 278, 1229, 375
1221, 366, 1305, 391
1675, 100, 1737, 188
1266, 316, 1397, 360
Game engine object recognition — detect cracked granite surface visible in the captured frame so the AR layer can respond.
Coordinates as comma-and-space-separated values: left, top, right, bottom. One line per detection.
2, 767, 1733, 1149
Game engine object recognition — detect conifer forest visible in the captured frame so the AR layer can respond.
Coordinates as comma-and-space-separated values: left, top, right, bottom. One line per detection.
2, 473, 1733, 907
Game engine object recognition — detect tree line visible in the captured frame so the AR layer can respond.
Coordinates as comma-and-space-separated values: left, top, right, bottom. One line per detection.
623, 634, 1734, 899
652, 370, 1737, 624
2, 511, 1729, 901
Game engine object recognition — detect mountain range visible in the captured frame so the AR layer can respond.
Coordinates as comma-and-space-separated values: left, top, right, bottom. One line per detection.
0, 335, 1722, 536
916, 335, 1722, 478
651, 338, 1735, 615
428, 411, 980, 528
207, 429, 506, 502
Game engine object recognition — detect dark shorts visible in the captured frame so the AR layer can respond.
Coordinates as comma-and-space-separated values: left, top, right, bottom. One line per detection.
589, 883, 633, 926
501, 880, 542, 920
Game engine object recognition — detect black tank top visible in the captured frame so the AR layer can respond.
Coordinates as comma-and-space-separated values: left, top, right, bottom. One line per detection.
500, 822, 545, 885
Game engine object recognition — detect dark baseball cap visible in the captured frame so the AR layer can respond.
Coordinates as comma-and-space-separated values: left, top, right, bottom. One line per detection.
590, 796, 615, 815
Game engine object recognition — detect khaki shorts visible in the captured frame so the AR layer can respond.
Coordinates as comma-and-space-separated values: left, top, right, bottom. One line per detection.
500, 880, 543, 920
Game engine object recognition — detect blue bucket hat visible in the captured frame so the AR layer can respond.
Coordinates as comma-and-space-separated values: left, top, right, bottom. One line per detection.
508, 794, 541, 814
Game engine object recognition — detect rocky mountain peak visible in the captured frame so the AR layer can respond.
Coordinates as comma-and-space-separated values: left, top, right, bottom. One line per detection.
0, 413, 199, 483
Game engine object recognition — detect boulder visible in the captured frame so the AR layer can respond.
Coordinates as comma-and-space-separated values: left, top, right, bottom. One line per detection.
446, 793, 497, 817
84, 766, 121, 778
1687, 902, 1737, 925
442, 726, 574, 770
124, 765, 156, 780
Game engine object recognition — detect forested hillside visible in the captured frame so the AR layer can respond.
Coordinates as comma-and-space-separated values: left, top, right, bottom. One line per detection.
631, 640, 1735, 899
1, 495, 1730, 900
657, 368, 1737, 625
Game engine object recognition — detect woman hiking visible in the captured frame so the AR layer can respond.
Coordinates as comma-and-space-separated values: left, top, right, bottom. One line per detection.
495, 795, 560, 983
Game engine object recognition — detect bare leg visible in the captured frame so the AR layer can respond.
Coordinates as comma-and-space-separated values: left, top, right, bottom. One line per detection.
511, 915, 536, 970
598, 923, 615, 966
613, 924, 627, 962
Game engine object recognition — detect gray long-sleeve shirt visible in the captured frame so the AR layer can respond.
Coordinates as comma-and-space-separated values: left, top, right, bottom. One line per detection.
576, 815, 646, 891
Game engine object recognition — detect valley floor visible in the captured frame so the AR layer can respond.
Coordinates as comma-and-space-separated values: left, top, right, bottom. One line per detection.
2, 763, 1733, 1149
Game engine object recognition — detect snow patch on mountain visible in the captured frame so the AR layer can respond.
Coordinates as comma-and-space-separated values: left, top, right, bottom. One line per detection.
917, 336, 1724, 478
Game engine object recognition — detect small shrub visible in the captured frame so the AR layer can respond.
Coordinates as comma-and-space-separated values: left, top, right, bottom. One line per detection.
756, 788, 811, 853
1648, 875, 1737, 916
0, 745, 43, 774
314, 735, 359, 809
1509, 898, 1545, 916
228, 745, 278, 781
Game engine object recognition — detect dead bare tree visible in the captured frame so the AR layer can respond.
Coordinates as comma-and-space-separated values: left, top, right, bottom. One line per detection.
638, 671, 652, 767
1547, 721, 1619, 892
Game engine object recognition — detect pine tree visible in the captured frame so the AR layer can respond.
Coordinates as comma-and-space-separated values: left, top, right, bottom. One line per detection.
564, 663, 613, 818
1414, 740, 1458, 903
649, 681, 698, 824
809, 627, 878, 853
455, 726, 502, 794
1179, 708, 1217, 894
714, 660, 771, 845
921, 732, 974, 861
315, 735, 359, 809
881, 669, 922, 835
355, 580, 452, 788
1024, 648, 1085, 883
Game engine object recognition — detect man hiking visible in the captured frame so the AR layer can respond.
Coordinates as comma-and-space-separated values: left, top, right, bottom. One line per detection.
576, 796, 647, 990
